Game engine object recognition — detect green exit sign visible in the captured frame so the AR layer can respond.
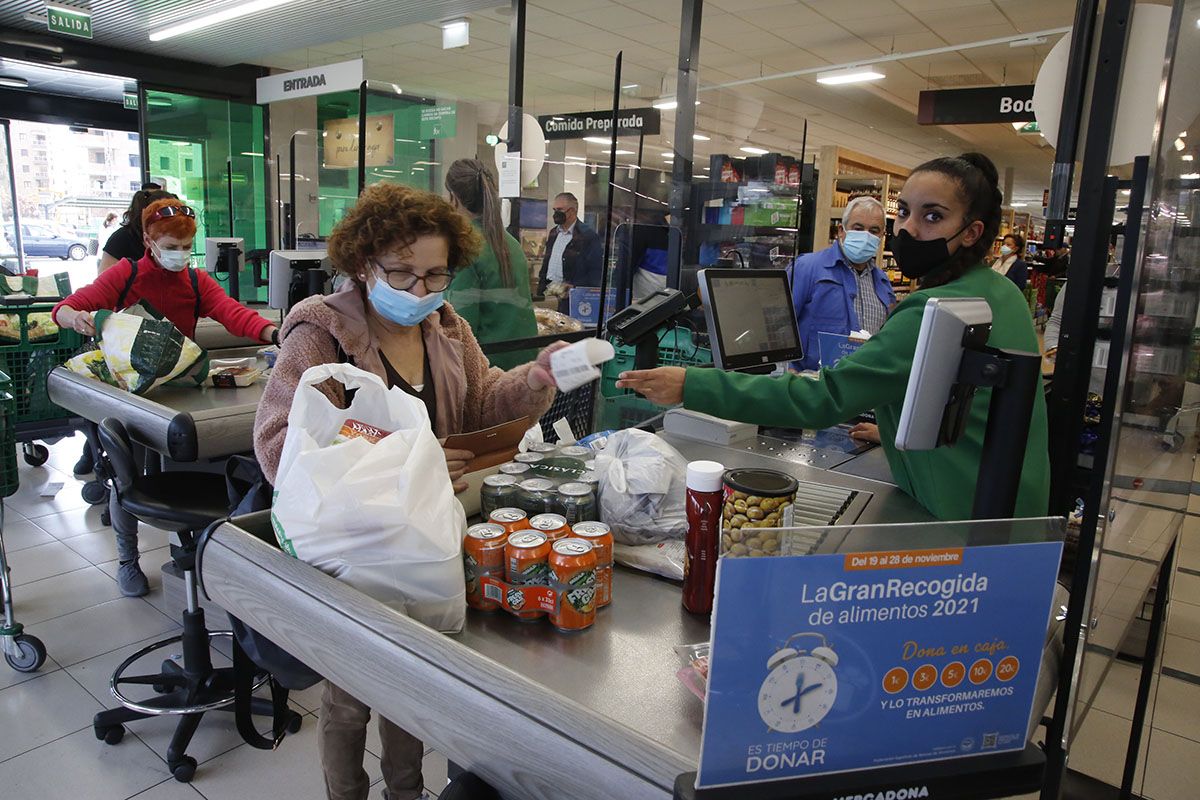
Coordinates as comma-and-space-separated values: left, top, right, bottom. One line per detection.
123, 93, 138, 110
1015, 121, 1041, 135
46, 5, 92, 39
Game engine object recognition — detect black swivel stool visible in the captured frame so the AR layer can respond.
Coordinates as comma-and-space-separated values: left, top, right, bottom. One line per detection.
90, 418, 301, 782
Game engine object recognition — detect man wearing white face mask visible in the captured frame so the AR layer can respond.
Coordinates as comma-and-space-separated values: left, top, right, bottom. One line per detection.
53, 198, 277, 596
787, 196, 894, 370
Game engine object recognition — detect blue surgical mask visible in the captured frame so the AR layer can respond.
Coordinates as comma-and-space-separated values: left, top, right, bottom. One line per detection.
1000, 245, 1014, 257
841, 230, 881, 265
367, 279, 444, 326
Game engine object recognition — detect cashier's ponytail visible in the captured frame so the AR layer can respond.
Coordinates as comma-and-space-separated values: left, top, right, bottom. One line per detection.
909, 152, 1003, 288
445, 159, 514, 289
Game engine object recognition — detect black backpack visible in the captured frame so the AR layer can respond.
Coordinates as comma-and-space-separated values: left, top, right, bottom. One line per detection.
216, 456, 323, 749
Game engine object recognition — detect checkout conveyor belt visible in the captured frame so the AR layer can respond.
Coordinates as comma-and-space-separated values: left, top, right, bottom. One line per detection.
46, 345, 270, 462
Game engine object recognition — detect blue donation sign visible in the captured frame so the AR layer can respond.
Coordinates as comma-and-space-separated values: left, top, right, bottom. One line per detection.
697, 541, 1062, 788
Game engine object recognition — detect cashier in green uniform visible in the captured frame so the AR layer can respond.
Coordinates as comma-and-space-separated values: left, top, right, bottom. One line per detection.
616, 152, 1049, 521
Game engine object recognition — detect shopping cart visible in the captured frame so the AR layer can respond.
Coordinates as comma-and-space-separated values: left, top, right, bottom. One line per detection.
0, 369, 48, 672
0, 299, 86, 469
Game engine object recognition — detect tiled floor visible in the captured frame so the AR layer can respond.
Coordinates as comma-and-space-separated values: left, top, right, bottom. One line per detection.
0, 435, 1196, 799
0, 436, 446, 800
1064, 517, 1200, 799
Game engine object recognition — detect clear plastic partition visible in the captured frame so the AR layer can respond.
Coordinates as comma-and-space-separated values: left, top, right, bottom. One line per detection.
144, 88, 268, 301
1070, 0, 1200, 770
360, 80, 436, 194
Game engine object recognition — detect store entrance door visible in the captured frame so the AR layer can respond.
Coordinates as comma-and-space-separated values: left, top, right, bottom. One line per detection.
142, 89, 267, 302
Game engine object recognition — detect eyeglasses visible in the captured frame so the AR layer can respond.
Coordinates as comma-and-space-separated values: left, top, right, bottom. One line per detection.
371, 261, 454, 292
145, 205, 196, 226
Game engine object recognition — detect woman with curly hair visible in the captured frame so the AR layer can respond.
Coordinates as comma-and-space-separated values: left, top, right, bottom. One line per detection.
254, 182, 563, 800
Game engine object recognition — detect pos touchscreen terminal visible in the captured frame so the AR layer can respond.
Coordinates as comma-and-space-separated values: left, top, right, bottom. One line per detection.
698, 269, 804, 373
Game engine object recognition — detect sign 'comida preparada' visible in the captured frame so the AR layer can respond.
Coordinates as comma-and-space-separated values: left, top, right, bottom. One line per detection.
257, 59, 364, 104
916, 85, 1037, 126
538, 108, 660, 139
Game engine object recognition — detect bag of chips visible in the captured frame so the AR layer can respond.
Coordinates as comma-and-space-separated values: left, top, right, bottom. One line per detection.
91, 302, 208, 394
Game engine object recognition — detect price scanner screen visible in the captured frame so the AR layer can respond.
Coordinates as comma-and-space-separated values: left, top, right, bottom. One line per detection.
700, 269, 804, 371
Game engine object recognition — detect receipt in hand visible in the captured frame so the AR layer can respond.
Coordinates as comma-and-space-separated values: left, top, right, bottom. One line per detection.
550, 338, 616, 392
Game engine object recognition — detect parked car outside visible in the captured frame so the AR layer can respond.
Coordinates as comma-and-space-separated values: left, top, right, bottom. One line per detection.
2, 221, 90, 260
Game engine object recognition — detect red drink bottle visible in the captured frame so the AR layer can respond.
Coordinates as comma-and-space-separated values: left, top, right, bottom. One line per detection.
683, 460, 725, 615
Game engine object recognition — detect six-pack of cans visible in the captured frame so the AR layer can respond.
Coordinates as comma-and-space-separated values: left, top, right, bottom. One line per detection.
480, 443, 600, 525
463, 512, 614, 632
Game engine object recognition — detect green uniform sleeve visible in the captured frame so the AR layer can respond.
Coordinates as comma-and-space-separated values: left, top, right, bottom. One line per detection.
683, 297, 926, 428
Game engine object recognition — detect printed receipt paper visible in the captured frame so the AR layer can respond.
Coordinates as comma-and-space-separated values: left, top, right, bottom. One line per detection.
550, 338, 616, 392
443, 416, 532, 474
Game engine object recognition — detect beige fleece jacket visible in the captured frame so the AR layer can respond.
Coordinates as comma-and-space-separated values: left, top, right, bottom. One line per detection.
254, 282, 554, 484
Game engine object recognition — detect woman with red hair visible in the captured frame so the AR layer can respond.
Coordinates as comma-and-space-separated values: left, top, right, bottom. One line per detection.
54, 198, 278, 595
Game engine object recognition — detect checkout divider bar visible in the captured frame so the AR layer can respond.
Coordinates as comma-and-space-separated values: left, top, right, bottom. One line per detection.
478, 327, 598, 356
197, 514, 691, 800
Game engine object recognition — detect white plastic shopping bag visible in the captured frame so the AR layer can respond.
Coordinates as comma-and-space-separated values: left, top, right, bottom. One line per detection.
270, 363, 467, 633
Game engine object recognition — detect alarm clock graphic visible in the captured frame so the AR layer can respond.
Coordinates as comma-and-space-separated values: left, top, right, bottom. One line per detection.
757, 632, 839, 733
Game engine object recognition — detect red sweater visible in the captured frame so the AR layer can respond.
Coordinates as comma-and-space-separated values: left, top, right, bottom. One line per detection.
54, 254, 273, 341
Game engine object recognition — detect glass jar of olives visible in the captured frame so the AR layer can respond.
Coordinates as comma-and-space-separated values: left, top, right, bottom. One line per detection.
720, 468, 797, 557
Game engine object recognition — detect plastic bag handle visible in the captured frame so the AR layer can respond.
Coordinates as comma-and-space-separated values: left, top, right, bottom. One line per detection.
296, 362, 389, 396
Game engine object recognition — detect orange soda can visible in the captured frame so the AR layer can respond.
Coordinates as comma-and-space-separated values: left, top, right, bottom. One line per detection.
464, 523, 507, 611
506, 531, 551, 620
572, 521, 613, 608
548, 538, 597, 631
529, 513, 570, 541
489, 507, 528, 534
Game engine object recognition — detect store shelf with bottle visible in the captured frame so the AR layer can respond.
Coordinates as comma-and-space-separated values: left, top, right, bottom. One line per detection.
685, 152, 814, 269
812, 145, 910, 252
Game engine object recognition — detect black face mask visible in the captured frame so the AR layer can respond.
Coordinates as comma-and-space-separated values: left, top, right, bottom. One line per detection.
893, 221, 973, 279
552, 210, 567, 226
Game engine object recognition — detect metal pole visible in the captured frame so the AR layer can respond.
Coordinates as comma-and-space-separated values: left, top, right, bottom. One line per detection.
632, 129, 644, 224
287, 134, 298, 249
793, 118, 807, 263
1043, 161, 1147, 800
593, 51, 622, 342
1121, 541, 1174, 798
1046, 0, 1134, 517
137, 84, 151, 187
667, 0, 704, 290
226, 159, 235, 238
275, 154, 284, 249
356, 80, 367, 197
506, 0, 526, 240
261, 102, 273, 255
2, 122, 25, 275
1043, 0, 1101, 250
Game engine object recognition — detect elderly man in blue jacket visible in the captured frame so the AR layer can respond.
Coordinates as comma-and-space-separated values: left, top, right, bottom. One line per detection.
789, 196, 895, 370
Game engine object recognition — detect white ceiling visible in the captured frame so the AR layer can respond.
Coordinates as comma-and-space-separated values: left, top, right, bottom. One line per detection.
0, 0, 500, 65
261, 0, 1074, 204
0, 0, 1083, 204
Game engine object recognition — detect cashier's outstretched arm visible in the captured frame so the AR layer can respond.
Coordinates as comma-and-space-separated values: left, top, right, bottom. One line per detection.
615, 367, 686, 406
618, 299, 923, 430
